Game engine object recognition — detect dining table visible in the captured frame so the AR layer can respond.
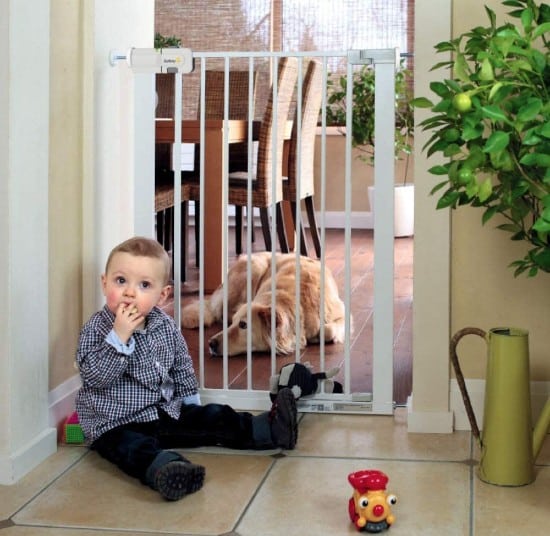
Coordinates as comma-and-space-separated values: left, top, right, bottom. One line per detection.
155, 118, 293, 292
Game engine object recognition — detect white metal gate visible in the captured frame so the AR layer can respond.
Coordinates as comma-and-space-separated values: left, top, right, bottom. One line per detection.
117, 47, 398, 415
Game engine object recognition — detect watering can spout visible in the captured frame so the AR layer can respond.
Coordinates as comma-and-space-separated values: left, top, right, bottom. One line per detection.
533, 397, 550, 460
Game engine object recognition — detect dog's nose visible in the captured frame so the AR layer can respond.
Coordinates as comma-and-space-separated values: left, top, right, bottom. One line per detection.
209, 338, 219, 354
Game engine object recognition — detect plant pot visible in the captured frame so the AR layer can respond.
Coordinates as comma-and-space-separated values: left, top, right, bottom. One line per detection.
368, 183, 414, 238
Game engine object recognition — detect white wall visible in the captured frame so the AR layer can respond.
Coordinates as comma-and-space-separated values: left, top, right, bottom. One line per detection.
0, 0, 56, 484
82, 0, 155, 320
0, 0, 155, 485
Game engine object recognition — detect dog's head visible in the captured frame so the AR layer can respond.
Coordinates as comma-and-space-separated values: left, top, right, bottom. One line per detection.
208, 298, 303, 357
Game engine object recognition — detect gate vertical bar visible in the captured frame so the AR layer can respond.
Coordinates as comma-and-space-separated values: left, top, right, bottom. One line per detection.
172, 72, 183, 326
372, 50, 396, 414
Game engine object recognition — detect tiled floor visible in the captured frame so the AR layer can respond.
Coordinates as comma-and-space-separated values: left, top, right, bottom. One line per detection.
2, 409, 550, 535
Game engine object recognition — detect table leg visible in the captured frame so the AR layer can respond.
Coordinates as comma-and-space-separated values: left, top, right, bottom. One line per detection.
202, 126, 226, 292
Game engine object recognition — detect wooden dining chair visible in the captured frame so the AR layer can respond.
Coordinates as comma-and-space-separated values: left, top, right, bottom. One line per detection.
155, 70, 257, 275
283, 59, 323, 258
224, 56, 299, 254
154, 73, 185, 277
183, 69, 258, 264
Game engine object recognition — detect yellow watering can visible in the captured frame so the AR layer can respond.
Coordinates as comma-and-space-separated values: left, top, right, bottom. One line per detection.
450, 327, 550, 486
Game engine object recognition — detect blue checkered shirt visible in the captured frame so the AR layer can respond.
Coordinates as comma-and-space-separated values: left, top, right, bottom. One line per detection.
75, 305, 199, 444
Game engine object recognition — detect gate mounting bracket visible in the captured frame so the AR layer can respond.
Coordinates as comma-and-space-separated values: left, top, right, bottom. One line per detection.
348, 48, 399, 66
109, 47, 194, 74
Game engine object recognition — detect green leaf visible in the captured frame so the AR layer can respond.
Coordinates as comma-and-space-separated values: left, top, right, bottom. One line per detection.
488, 82, 504, 102
430, 81, 450, 97
443, 143, 462, 157
410, 97, 433, 108
482, 206, 498, 224
434, 41, 457, 53
462, 123, 484, 141
483, 131, 510, 153
478, 178, 493, 202
430, 181, 449, 195
532, 21, 550, 38
454, 53, 471, 82
520, 152, 550, 166
498, 223, 523, 233
481, 105, 513, 125
538, 122, 550, 138
502, 1, 524, 8
428, 165, 449, 175
485, 6, 497, 28
490, 149, 514, 170
517, 99, 543, 122
436, 190, 462, 209
533, 217, 550, 232
479, 57, 495, 81
521, 7, 534, 31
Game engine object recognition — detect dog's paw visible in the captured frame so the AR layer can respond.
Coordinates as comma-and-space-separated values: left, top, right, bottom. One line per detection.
181, 301, 216, 329
324, 322, 346, 344
181, 302, 201, 329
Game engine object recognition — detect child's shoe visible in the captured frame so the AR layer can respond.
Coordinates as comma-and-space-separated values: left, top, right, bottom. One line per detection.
269, 387, 298, 449
155, 460, 205, 501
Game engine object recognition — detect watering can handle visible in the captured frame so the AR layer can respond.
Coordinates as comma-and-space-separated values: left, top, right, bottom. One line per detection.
450, 327, 486, 441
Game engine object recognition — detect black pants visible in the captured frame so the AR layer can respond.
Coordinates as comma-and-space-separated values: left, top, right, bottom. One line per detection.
91, 403, 271, 485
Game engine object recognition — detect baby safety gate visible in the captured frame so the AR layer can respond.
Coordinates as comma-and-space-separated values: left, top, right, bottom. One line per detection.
115, 48, 400, 415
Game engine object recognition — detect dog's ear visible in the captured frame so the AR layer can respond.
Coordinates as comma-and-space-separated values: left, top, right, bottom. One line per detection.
257, 306, 285, 328
256, 305, 272, 328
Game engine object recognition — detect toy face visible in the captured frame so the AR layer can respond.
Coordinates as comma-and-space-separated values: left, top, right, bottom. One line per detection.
352, 489, 397, 530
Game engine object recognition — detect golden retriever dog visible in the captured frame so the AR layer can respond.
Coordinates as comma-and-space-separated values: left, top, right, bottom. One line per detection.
181, 252, 348, 356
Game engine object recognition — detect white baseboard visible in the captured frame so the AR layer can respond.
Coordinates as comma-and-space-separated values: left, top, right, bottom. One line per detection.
188, 208, 374, 231
0, 375, 81, 484
318, 211, 372, 230
48, 373, 82, 433
0, 427, 57, 485
450, 379, 550, 431
406, 396, 454, 433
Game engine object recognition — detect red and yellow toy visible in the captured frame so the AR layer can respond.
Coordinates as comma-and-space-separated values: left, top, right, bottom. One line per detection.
348, 470, 397, 533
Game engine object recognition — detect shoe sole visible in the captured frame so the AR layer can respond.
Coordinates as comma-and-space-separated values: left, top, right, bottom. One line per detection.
156, 461, 205, 501
274, 388, 298, 449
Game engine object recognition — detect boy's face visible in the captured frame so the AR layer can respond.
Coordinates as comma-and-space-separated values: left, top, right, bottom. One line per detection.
101, 252, 170, 317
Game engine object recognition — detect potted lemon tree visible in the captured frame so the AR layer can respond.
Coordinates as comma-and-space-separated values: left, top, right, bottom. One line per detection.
326, 61, 415, 236
413, 0, 550, 483
412, 0, 550, 276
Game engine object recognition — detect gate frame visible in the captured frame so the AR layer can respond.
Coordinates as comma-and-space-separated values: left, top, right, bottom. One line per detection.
124, 48, 397, 415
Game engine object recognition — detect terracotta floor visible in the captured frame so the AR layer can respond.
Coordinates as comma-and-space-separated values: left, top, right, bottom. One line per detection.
164, 227, 413, 405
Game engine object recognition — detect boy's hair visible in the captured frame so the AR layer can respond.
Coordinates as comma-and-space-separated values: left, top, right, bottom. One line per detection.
105, 237, 171, 285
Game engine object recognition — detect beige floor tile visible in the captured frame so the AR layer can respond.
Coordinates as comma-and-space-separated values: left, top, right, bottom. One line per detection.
0, 447, 87, 520
535, 433, 550, 465
13, 451, 273, 535
474, 465, 550, 535
471, 432, 550, 468
237, 457, 471, 536
292, 411, 472, 461
2, 528, 163, 536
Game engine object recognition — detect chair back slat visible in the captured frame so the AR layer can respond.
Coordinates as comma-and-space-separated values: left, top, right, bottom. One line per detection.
286, 60, 323, 199
246, 56, 298, 204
